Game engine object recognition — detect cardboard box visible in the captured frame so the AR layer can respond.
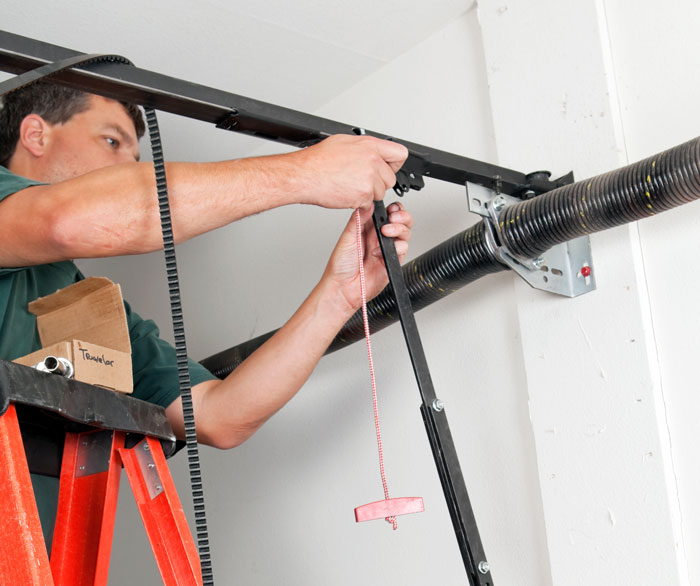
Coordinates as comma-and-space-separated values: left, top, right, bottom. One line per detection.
14, 277, 133, 393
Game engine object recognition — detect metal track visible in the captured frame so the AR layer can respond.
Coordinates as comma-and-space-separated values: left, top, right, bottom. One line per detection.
0, 29, 569, 198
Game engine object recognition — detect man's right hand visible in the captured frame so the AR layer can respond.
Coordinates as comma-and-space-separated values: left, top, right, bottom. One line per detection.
288, 134, 409, 210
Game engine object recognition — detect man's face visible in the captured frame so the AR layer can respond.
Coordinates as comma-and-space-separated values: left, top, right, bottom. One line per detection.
39, 95, 140, 183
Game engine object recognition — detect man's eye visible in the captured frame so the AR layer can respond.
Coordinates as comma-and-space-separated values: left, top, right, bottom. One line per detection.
106, 137, 120, 148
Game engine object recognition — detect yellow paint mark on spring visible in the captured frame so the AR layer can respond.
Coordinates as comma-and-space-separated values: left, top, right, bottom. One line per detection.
652, 160, 656, 168
439, 288, 445, 292
647, 174, 651, 183
428, 283, 433, 288
419, 274, 424, 281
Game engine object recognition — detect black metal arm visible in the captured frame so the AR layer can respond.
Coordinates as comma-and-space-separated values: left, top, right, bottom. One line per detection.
373, 202, 492, 585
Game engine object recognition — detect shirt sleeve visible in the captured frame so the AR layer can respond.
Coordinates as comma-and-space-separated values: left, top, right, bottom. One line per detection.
0, 167, 45, 275
0, 166, 42, 201
125, 300, 217, 408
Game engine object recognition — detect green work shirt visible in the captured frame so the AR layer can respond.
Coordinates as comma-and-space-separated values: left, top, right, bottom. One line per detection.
0, 166, 216, 405
0, 166, 217, 551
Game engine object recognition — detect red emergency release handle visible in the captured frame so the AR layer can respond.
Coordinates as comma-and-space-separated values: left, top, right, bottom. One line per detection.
354, 497, 424, 523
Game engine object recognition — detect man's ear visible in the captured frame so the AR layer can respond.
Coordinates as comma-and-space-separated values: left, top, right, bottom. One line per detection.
18, 114, 50, 158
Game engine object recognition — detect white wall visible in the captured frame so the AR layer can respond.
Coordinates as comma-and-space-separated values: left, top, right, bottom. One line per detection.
605, 1, 700, 584
478, 0, 698, 584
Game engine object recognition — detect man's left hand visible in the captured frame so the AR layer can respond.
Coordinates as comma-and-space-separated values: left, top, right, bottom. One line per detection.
322, 201, 413, 314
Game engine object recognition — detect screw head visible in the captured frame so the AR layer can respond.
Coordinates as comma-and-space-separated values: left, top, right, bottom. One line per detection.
492, 197, 506, 212
432, 398, 444, 412
478, 561, 490, 574
143, 443, 150, 451
533, 257, 544, 269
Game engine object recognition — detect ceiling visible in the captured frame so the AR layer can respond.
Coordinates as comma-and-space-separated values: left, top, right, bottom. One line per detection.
2, 0, 473, 114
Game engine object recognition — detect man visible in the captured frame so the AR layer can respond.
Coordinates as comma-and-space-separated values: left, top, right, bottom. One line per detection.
0, 84, 411, 453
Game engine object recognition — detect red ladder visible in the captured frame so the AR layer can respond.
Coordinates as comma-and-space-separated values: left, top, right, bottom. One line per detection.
0, 402, 203, 586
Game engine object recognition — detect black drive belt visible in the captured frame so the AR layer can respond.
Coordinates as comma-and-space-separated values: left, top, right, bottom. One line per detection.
0, 54, 215, 586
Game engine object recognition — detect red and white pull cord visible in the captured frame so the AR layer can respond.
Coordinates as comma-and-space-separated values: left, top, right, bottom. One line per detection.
354, 209, 398, 530
352, 208, 424, 528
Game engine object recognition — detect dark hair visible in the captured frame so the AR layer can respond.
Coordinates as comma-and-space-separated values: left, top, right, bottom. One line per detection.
0, 81, 146, 168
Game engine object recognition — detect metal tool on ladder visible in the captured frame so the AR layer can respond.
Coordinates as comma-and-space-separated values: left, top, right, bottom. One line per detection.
0, 359, 203, 586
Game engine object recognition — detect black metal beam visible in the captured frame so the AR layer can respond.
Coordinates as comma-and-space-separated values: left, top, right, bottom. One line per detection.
373, 202, 493, 585
0, 29, 564, 197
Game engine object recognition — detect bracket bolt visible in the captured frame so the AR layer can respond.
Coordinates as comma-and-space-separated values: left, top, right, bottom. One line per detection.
143, 443, 150, 451
492, 196, 506, 212
533, 257, 544, 269
432, 398, 444, 412
478, 561, 490, 575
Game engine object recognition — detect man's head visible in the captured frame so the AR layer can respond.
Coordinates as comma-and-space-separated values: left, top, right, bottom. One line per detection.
0, 82, 145, 180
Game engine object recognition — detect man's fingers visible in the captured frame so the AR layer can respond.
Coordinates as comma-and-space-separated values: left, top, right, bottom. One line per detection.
378, 163, 399, 197
381, 202, 413, 238
380, 221, 411, 241
387, 208, 414, 230
373, 139, 409, 172
394, 240, 409, 258
371, 240, 409, 258
373, 174, 389, 202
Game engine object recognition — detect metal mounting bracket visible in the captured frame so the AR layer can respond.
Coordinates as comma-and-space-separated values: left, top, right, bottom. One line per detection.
133, 439, 164, 500
467, 183, 596, 298
75, 430, 113, 478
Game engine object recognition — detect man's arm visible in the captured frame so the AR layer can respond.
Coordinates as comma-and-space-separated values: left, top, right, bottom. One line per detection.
0, 135, 407, 267
165, 202, 413, 449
